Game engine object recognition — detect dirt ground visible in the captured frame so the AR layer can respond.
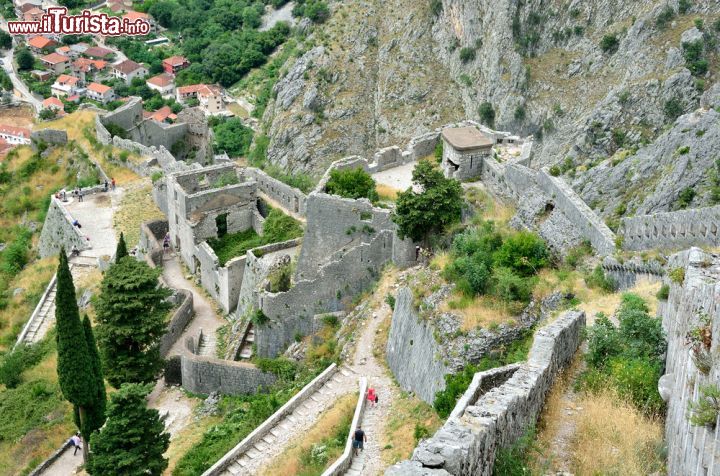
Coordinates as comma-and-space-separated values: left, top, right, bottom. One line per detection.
0, 104, 35, 129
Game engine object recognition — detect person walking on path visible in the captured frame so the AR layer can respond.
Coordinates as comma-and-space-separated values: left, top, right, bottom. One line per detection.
367, 387, 376, 407
77, 188, 83, 202
353, 426, 366, 456
111, 177, 116, 190
70, 433, 82, 456
103, 179, 108, 192
163, 232, 171, 255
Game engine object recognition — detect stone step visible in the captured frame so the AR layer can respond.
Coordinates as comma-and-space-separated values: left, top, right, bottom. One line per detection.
246, 447, 260, 459
226, 462, 243, 474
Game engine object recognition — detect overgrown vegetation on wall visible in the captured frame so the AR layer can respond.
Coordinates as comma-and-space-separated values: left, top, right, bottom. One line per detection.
208, 207, 303, 265
325, 167, 379, 203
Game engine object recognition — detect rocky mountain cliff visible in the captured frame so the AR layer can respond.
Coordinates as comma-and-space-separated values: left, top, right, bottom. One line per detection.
259, 0, 720, 213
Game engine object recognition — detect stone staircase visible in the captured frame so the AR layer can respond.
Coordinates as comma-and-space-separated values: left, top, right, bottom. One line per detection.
343, 398, 380, 476
238, 323, 255, 359
15, 278, 57, 347
218, 366, 356, 476
196, 331, 216, 357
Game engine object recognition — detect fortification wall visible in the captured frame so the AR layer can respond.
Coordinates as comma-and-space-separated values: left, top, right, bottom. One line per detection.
385, 287, 449, 403
196, 242, 247, 314
386, 310, 585, 476
601, 256, 664, 290
619, 205, 720, 251
296, 193, 394, 281
38, 197, 92, 258
245, 167, 308, 217
659, 248, 720, 476
31, 129, 68, 147
536, 169, 616, 255
159, 289, 194, 358
180, 353, 277, 395
234, 239, 302, 319
256, 230, 394, 357
480, 156, 509, 198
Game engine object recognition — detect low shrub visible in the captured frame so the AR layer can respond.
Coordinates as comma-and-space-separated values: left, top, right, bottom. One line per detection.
584, 265, 617, 293
656, 284, 670, 300
688, 384, 720, 428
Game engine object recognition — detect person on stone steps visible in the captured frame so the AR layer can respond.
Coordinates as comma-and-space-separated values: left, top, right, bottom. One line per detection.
353, 425, 366, 456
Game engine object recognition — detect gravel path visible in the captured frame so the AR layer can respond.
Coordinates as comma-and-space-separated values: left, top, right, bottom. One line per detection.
371, 161, 417, 192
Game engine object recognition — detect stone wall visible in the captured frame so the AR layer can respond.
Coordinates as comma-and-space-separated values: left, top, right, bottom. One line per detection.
38, 197, 91, 258
202, 364, 339, 475
659, 247, 720, 476
159, 289, 194, 358
601, 256, 664, 290
137, 219, 168, 267
256, 230, 394, 357
386, 310, 586, 476
536, 169, 616, 256
196, 242, 247, 314
296, 192, 394, 281
180, 353, 277, 396
619, 205, 720, 251
245, 167, 308, 217
31, 129, 68, 148
386, 287, 449, 404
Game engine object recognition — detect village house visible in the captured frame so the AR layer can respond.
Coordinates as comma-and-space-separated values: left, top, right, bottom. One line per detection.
144, 105, 176, 123
16, 0, 41, 18
51, 74, 82, 98
40, 53, 71, 74
23, 6, 44, 22
123, 11, 155, 31
0, 125, 32, 145
42, 96, 64, 113
86, 82, 115, 104
84, 46, 115, 60
176, 83, 225, 115
31, 70, 52, 81
27, 36, 57, 54
112, 59, 148, 85
146, 73, 175, 97
162, 56, 189, 76
71, 58, 107, 82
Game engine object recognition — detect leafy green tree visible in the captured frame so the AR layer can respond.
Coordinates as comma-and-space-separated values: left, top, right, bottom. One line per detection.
0, 31, 12, 50
55, 252, 96, 460
15, 48, 34, 71
493, 231, 548, 277
325, 167, 379, 202
392, 160, 462, 244
96, 259, 171, 388
87, 383, 170, 476
478, 101, 495, 126
115, 232, 128, 261
213, 118, 253, 157
81, 316, 107, 437
600, 34, 619, 53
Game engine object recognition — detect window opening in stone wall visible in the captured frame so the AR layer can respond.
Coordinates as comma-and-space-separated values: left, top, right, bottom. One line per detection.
216, 213, 228, 238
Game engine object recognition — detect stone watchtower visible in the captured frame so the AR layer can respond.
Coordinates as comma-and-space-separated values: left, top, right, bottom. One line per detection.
440, 126, 494, 181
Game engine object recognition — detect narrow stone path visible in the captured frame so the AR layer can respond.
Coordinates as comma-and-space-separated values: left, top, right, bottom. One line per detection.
342, 282, 398, 476
160, 252, 225, 358
220, 366, 357, 476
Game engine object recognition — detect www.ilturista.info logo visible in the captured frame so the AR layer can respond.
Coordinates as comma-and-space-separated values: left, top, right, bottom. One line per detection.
8, 7, 151, 36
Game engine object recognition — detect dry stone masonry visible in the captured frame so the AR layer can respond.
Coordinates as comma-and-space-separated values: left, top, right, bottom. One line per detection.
659, 248, 720, 476
386, 310, 585, 476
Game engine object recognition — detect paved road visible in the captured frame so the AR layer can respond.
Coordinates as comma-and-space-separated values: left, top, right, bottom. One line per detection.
0, 18, 43, 112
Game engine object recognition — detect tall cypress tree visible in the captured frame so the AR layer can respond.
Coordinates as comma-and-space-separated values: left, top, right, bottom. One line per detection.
115, 232, 128, 261
55, 251, 95, 461
82, 315, 107, 436
87, 383, 170, 476
96, 258, 171, 387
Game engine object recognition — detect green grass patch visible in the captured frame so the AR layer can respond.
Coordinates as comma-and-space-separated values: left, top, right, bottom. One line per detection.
208, 208, 303, 265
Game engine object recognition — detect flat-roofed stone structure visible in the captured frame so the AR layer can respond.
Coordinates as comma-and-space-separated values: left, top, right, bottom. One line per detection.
441, 126, 494, 180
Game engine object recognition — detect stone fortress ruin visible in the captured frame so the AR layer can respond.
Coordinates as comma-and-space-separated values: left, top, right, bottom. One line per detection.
32, 113, 717, 475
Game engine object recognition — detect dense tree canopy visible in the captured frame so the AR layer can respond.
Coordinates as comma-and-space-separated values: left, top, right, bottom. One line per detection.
212, 117, 254, 157
392, 160, 463, 243
325, 167, 379, 203
95, 258, 171, 388
87, 383, 170, 476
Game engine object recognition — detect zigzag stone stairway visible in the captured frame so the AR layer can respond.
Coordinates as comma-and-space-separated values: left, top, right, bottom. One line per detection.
220, 366, 357, 476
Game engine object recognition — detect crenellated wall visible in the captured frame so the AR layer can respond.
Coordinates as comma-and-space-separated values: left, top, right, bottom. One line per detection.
620, 205, 720, 251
